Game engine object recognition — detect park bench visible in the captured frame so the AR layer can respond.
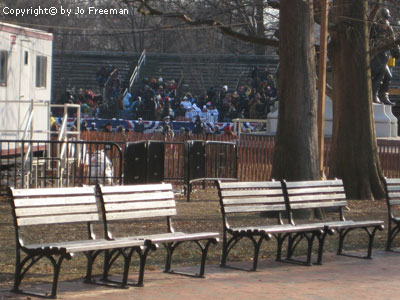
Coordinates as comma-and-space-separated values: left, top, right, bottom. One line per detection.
216, 180, 326, 270
97, 183, 219, 286
7, 186, 147, 299
383, 177, 400, 251
282, 179, 385, 264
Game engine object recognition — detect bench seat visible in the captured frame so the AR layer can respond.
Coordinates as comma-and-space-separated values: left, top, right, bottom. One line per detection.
137, 232, 220, 244
97, 183, 219, 286
113, 232, 219, 246
8, 186, 146, 299
216, 180, 324, 270
323, 220, 383, 230
217, 179, 385, 269
383, 177, 400, 250
23, 238, 144, 254
291, 220, 384, 231
227, 224, 326, 235
283, 179, 384, 264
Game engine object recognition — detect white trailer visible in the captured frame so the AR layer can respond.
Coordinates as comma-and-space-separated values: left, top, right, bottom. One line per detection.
0, 22, 52, 140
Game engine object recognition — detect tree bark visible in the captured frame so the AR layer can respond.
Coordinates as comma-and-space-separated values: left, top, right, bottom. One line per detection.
329, 0, 385, 200
271, 0, 319, 181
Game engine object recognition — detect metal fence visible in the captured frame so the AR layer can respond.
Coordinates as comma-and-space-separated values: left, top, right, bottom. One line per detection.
0, 139, 122, 194
79, 131, 400, 181
2, 133, 400, 194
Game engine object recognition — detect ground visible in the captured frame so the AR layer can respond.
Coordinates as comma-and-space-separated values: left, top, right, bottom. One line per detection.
0, 186, 391, 292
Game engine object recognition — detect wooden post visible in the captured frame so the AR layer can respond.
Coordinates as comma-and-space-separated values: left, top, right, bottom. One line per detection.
317, 0, 329, 178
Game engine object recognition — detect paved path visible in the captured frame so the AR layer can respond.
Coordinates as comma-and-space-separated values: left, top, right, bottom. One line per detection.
2, 250, 400, 300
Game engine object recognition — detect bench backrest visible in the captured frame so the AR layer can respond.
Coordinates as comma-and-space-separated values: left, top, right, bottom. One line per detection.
216, 180, 286, 226
383, 177, 400, 216
282, 179, 347, 221
97, 183, 176, 235
8, 186, 99, 227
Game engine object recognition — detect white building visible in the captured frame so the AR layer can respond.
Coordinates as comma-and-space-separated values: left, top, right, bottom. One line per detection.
266, 96, 398, 138
0, 22, 53, 140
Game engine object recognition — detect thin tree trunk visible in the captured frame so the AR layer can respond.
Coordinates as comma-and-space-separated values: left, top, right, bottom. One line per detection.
329, 0, 385, 199
271, 0, 319, 181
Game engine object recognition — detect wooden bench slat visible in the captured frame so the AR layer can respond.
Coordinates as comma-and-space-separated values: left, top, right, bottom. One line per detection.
389, 199, 400, 206
284, 180, 343, 188
385, 178, 400, 184
17, 213, 99, 226
224, 204, 286, 213
222, 196, 285, 205
323, 220, 384, 229
100, 183, 172, 193
387, 186, 400, 193
11, 187, 95, 197
139, 232, 220, 243
287, 194, 346, 202
289, 200, 348, 210
114, 232, 219, 245
218, 181, 281, 189
63, 239, 145, 252
105, 208, 177, 221
388, 192, 400, 199
220, 189, 284, 197
15, 204, 98, 217
14, 196, 97, 207
102, 191, 174, 203
230, 224, 324, 234
229, 224, 294, 232
65, 239, 144, 252
286, 186, 345, 195
26, 239, 109, 249
25, 238, 145, 253
105, 200, 176, 212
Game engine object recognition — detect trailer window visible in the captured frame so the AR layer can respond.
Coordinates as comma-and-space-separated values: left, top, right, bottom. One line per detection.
0, 51, 7, 86
35, 56, 47, 88
24, 51, 28, 65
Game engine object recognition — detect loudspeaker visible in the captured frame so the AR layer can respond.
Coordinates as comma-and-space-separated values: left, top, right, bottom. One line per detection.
188, 140, 205, 180
147, 141, 165, 182
124, 141, 147, 184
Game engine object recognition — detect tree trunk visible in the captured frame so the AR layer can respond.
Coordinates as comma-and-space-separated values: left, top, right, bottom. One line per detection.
271, 0, 319, 181
329, 0, 385, 200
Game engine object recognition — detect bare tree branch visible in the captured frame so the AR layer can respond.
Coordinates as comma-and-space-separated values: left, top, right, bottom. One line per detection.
134, 0, 279, 47
368, 2, 380, 23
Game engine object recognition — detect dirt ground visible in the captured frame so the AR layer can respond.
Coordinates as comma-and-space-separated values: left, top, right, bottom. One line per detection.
0, 186, 391, 292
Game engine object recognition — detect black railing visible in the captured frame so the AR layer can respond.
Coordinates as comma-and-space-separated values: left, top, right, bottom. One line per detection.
0, 140, 122, 194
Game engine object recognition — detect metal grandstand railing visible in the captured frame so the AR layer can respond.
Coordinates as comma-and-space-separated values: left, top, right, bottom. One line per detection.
124, 49, 146, 96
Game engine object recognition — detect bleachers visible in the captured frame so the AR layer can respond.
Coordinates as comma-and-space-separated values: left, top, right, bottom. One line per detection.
52, 51, 140, 98
135, 53, 279, 94
52, 52, 279, 98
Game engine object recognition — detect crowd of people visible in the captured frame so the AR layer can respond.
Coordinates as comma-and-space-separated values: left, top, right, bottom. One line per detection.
121, 66, 277, 125
54, 65, 278, 135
